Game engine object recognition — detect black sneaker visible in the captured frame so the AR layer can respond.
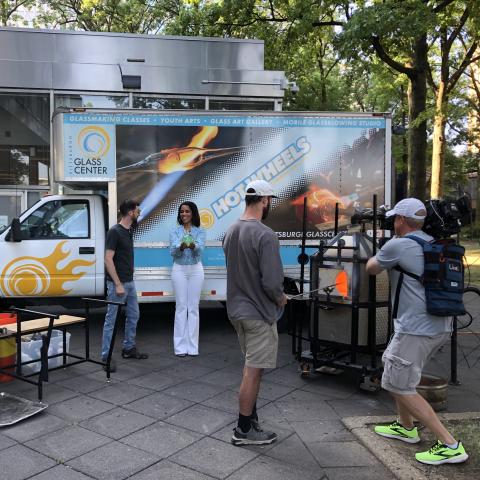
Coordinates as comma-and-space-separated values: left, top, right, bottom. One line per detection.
231, 426, 277, 446
121, 347, 148, 359
102, 358, 116, 372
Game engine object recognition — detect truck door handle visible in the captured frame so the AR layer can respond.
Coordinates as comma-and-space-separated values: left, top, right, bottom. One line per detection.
79, 247, 95, 254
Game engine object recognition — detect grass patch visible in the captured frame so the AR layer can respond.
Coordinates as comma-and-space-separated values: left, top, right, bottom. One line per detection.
465, 265, 480, 286
463, 241, 480, 286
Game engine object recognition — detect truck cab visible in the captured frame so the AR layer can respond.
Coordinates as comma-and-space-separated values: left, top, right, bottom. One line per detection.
0, 194, 106, 305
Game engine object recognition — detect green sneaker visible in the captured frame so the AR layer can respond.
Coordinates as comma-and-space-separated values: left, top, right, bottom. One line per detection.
415, 441, 468, 465
374, 420, 420, 444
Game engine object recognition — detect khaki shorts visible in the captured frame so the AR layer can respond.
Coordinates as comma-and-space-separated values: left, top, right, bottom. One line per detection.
230, 318, 278, 369
381, 332, 451, 395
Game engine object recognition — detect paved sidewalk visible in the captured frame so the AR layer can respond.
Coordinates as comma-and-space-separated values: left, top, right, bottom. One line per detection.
0, 304, 478, 480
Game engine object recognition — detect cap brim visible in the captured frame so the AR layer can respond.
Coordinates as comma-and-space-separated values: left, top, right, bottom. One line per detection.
385, 209, 396, 217
244, 192, 278, 198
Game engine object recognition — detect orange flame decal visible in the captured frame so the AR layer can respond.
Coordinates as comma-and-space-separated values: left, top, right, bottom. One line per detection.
0, 242, 95, 297
291, 186, 346, 224
157, 126, 219, 174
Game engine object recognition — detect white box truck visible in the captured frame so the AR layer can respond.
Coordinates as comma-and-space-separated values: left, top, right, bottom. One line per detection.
0, 109, 392, 307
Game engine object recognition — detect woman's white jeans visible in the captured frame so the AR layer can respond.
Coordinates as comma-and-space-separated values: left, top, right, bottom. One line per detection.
171, 262, 204, 355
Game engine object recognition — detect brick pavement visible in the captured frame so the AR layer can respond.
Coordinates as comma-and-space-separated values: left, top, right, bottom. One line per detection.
0, 303, 478, 480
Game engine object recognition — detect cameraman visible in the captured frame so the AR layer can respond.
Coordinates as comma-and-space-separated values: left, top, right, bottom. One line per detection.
366, 198, 468, 465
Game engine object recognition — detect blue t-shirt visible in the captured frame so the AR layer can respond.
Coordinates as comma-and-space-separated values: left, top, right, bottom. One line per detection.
375, 230, 452, 336
169, 225, 205, 265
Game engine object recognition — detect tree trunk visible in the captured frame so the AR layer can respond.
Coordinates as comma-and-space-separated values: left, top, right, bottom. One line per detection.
430, 81, 448, 198
317, 52, 328, 106
400, 85, 408, 201
476, 162, 480, 232
407, 37, 428, 200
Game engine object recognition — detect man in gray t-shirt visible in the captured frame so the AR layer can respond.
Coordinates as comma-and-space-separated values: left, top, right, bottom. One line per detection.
223, 179, 287, 447
366, 198, 467, 465
376, 230, 451, 337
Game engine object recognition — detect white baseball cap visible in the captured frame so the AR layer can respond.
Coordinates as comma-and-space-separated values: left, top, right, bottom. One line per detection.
245, 180, 278, 198
386, 198, 427, 219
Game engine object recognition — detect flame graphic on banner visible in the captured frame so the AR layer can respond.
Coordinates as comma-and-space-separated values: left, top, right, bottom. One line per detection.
292, 186, 347, 224
0, 242, 95, 296
138, 126, 232, 220
157, 126, 219, 173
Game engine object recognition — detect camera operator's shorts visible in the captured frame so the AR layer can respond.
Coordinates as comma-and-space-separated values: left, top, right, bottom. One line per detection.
381, 332, 451, 395
230, 318, 278, 369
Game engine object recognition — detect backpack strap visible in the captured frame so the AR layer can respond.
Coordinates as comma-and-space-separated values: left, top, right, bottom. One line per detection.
393, 235, 429, 281
391, 235, 428, 318
392, 271, 404, 319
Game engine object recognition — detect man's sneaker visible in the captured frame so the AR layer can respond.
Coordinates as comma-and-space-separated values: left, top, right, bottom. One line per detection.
102, 358, 116, 373
251, 418, 261, 432
121, 347, 148, 359
374, 420, 420, 444
231, 426, 277, 446
415, 441, 468, 465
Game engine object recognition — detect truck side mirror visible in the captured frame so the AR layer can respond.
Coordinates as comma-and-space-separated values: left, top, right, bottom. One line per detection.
6, 218, 22, 242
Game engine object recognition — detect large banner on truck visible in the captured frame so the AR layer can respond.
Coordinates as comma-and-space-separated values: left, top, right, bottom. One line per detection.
63, 112, 387, 246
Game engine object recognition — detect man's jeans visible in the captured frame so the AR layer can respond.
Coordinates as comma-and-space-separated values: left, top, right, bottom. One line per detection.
101, 280, 140, 360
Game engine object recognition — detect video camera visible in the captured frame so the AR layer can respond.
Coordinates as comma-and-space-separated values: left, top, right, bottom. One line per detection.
351, 196, 472, 239
350, 205, 394, 231
422, 196, 472, 239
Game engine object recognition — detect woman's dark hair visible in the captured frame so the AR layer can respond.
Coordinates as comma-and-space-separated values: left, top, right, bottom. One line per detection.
119, 199, 139, 217
177, 201, 201, 227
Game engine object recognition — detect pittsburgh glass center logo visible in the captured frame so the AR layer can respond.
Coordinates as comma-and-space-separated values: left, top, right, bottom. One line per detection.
78, 126, 111, 158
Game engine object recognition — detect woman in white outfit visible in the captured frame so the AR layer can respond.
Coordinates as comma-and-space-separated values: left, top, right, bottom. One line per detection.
169, 201, 205, 356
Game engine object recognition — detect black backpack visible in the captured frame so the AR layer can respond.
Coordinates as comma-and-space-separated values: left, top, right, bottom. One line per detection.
393, 235, 466, 317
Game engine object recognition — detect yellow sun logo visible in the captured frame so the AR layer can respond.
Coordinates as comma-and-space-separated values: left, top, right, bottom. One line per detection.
0, 242, 95, 296
199, 209, 215, 229
78, 125, 110, 158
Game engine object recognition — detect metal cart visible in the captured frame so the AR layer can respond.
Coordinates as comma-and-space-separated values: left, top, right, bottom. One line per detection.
289, 197, 392, 391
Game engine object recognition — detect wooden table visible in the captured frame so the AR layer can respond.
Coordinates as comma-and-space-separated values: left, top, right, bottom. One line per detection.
0, 315, 86, 337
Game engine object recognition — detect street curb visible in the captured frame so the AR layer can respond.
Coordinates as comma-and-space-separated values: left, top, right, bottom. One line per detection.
343, 412, 480, 480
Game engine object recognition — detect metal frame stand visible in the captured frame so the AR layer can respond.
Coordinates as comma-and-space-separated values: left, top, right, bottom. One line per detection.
0, 297, 125, 400
82, 297, 125, 381
289, 195, 390, 391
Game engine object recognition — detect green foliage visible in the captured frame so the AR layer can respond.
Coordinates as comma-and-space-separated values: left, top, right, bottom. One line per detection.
11, 0, 480, 200
38, 1, 180, 33
337, 1, 435, 61
0, 0, 37, 26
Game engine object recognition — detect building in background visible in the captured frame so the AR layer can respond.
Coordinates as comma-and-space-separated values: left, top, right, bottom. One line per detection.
0, 27, 289, 230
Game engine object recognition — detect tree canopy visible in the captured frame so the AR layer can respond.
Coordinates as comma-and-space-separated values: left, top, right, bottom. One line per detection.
8, 0, 480, 202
